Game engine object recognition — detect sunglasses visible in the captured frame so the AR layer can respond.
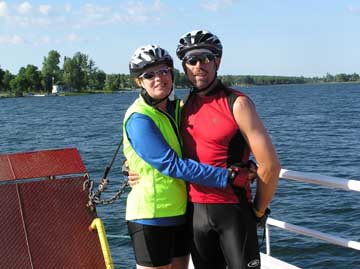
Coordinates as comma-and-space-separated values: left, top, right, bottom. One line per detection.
184, 54, 215, 66
140, 67, 171, 80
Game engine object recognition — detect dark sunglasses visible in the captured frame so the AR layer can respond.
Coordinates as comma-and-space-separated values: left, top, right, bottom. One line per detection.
184, 54, 215, 66
140, 67, 171, 80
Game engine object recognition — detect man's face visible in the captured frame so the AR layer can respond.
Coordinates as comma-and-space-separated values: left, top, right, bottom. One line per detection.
184, 53, 221, 90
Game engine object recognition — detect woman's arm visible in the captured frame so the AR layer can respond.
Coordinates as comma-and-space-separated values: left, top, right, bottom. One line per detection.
126, 113, 229, 188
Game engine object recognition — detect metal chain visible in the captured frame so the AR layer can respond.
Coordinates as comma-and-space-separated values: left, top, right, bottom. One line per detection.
92, 180, 129, 205
84, 174, 129, 211
83, 135, 129, 210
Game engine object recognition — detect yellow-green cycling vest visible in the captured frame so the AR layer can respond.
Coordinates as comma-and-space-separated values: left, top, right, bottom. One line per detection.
123, 96, 186, 221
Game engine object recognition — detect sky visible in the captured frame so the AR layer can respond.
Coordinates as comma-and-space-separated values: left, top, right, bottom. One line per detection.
0, 0, 359, 77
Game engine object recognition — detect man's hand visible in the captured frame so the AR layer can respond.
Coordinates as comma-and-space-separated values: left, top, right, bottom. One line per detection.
247, 160, 258, 183
228, 160, 258, 187
252, 206, 271, 228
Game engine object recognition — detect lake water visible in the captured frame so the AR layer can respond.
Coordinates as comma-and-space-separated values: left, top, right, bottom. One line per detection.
1, 83, 359, 268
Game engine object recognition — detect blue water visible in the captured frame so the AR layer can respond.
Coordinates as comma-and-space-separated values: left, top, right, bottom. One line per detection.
1, 83, 359, 268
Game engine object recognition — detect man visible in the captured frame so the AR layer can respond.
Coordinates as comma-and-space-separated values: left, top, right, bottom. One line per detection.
176, 29, 281, 269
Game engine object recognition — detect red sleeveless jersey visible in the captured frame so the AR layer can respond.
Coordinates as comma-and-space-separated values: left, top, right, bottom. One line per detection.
181, 81, 252, 203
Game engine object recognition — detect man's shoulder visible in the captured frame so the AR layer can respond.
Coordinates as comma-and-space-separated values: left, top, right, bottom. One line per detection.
218, 85, 248, 112
220, 84, 246, 97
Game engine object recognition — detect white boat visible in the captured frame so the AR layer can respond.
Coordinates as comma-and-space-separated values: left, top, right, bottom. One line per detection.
109, 168, 360, 268
254, 169, 359, 269
1, 148, 358, 268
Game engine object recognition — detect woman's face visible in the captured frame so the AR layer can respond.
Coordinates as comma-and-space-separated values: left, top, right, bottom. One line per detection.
139, 64, 172, 100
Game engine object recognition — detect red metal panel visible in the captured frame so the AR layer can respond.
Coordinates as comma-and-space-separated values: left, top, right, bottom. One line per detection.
18, 176, 106, 268
0, 148, 87, 181
0, 155, 15, 181
0, 148, 107, 268
0, 184, 33, 268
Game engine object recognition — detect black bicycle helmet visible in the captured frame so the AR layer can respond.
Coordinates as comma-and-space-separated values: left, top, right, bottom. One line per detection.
176, 29, 223, 60
129, 44, 173, 77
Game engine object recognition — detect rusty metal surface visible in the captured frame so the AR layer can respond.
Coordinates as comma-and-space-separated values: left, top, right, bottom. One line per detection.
0, 155, 15, 181
0, 149, 107, 268
0, 148, 87, 181
0, 184, 33, 269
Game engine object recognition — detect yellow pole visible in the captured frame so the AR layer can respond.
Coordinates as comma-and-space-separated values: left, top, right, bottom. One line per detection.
89, 218, 114, 269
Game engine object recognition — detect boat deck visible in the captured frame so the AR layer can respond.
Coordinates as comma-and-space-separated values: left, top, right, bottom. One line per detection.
188, 253, 301, 269
260, 253, 301, 269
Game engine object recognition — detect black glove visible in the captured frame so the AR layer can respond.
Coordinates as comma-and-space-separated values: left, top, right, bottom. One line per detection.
252, 207, 271, 228
228, 160, 258, 187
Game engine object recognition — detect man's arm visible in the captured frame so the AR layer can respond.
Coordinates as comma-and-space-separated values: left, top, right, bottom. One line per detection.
233, 96, 281, 214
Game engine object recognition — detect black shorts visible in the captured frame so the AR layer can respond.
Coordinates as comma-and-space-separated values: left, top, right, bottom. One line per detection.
127, 221, 190, 267
186, 200, 260, 269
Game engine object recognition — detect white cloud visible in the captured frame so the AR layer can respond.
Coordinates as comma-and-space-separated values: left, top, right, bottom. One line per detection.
123, 1, 152, 23
83, 3, 111, 16
64, 3, 72, 13
0, 1, 8, 17
18, 1, 32, 15
348, 5, 360, 14
79, 3, 113, 25
201, 0, 237, 12
0, 34, 25, 45
10, 15, 52, 27
33, 35, 51, 46
67, 32, 79, 42
39, 4, 51, 15
78, 2, 161, 26
154, 0, 162, 11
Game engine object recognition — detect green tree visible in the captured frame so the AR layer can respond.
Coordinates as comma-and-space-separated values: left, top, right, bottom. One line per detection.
9, 65, 42, 93
62, 52, 102, 91
243, 75, 254, 85
104, 74, 118, 92
24, 64, 42, 92
92, 69, 106, 90
73, 52, 89, 91
335, 73, 348, 82
42, 50, 61, 92
2, 70, 15, 92
324, 73, 334, 82
349, 73, 360, 81
0, 66, 4, 93
63, 56, 82, 90
10, 67, 29, 93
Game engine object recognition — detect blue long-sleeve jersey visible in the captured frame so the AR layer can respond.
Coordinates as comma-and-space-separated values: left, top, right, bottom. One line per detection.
125, 112, 229, 226
126, 113, 229, 188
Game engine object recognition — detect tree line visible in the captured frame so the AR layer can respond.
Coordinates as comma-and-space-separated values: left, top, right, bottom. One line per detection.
1, 50, 360, 96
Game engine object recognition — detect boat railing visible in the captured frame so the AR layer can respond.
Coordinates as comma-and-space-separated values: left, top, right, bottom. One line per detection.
265, 169, 360, 259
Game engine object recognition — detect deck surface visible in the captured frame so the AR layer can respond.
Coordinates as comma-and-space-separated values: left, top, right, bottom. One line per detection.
188, 253, 301, 269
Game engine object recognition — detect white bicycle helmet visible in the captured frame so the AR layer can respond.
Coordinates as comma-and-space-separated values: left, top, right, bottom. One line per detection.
129, 44, 173, 77
176, 30, 223, 60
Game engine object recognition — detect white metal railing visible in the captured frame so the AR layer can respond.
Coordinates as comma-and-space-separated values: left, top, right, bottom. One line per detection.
265, 169, 360, 257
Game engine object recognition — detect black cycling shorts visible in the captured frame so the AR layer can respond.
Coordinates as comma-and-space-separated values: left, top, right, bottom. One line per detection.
127, 221, 190, 267
186, 200, 260, 269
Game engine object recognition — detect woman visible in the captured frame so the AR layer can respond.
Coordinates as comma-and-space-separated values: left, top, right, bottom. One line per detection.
123, 44, 236, 269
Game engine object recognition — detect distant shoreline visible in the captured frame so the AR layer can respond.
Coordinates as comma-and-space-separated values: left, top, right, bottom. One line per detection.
1, 81, 359, 99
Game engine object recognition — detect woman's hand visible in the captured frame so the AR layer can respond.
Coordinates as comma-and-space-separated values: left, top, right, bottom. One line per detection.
122, 160, 141, 187
127, 171, 141, 187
